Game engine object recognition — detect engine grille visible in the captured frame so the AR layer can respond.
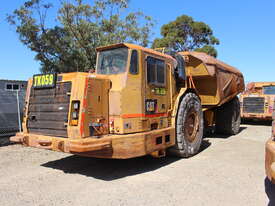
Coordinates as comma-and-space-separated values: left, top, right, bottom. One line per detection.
243, 97, 264, 113
27, 82, 71, 137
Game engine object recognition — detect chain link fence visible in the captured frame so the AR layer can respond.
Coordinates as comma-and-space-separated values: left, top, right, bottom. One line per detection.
0, 90, 25, 137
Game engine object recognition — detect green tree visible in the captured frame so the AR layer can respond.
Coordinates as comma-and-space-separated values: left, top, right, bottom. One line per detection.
152, 15, 219, 57
7, 0, 154, 73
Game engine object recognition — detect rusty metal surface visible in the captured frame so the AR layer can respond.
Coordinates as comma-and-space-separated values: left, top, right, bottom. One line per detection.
27, 82, 71, 137
10, 127, 175, 159
216, 67, 244, 105
181, 51, 242, 75
273, 100, 275, 133
265, 100, 275, 183
241, 82, 275, 120
243, 97, 265, 113
177, 51, 244, 106
266, 138, 275, 183
243, 82, 275, 95
185, 108, 198, 143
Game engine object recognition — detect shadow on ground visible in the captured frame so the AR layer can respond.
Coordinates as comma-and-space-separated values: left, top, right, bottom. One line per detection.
42, 155, 180, 180
0, 135, 14, 147
42, 139, 211, 181
265, 177, 275, 206
204, 126, 247, 139
242, 119, 272, 126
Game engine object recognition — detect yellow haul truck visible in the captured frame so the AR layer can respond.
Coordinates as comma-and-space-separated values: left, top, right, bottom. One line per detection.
265, 100, 275, 183
11, 43, 244, 158
240, 82, 275, 121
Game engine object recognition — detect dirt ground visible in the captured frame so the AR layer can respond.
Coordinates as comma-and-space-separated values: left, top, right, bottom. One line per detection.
0, 124, 275, 206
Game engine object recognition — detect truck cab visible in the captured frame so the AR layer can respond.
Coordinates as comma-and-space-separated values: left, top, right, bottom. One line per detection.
95, 44, 176, 135
240, 82, 275, 121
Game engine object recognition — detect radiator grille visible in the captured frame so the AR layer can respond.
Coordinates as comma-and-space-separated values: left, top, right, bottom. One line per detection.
27, 82, 71, 137
243, 97, 264, 113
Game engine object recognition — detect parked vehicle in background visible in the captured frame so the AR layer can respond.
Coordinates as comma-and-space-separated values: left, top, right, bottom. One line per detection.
240, 82, 275, 121
11, 43, 244, 159
0, 80, 27, 136
265, 100, 275, 184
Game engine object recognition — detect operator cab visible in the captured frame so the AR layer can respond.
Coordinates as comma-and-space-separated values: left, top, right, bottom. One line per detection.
95, 43, 177, 134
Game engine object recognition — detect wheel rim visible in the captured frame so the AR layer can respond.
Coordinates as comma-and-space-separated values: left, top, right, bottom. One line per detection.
184, 108, 199, 143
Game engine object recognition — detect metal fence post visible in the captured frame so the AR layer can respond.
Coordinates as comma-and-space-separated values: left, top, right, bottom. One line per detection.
16, 90, 22, 132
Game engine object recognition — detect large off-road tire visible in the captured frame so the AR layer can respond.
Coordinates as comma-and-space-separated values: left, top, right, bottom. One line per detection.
169, 93, 204, 158
215, 97, 241, 135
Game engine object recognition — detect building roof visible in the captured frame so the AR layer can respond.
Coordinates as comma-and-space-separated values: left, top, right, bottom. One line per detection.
0, 79, 27, 83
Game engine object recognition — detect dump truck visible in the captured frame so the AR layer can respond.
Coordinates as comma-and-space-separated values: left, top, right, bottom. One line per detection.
11, 43, 244, 158
265, 100, 275, 183
240, 82, 275, 121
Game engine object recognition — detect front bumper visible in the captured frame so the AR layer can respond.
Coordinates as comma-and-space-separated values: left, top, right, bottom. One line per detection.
241, 113, 272, 120
265, 138, 275, 183
10, 127, 175, 159
10, 132, 111, 155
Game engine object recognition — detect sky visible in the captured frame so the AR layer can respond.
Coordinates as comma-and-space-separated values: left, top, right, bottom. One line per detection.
0, 0, 275, 82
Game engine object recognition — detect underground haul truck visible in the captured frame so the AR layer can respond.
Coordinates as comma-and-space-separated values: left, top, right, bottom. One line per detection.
240, 82, 275, 121
266, 100, 275, 184
11, 43, 244, 159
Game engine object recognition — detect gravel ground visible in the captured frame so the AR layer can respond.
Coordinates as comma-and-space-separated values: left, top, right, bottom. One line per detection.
0, 124, 274, 206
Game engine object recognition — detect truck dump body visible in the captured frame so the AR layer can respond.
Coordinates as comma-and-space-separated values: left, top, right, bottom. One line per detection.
179, 51, 244, 107
240, 82, 275, 120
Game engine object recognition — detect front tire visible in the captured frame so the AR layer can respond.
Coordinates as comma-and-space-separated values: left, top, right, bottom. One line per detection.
169, 93, 204, 157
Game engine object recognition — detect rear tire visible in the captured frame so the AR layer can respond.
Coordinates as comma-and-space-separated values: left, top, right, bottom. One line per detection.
215, 97, 241, 135
169, 93, 204, 157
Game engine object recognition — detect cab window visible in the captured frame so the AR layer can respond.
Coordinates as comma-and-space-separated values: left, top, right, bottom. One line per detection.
130, 50, 138, 74
147, 56, 165, 86
97, 47, 128, 74
263, 86, 275, 95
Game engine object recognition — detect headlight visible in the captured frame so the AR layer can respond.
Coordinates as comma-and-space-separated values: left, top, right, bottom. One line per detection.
73, 102, 79, 110
70, 100, 80, 126
72, 111, 78, 119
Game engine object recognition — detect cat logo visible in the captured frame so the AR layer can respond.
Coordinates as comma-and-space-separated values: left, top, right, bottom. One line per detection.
33, 73, 56, 89
145, 99, 157, 114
